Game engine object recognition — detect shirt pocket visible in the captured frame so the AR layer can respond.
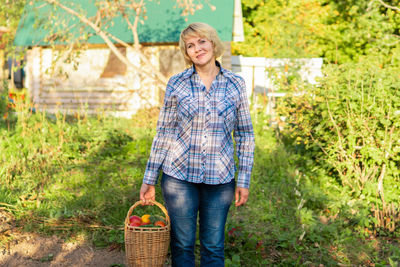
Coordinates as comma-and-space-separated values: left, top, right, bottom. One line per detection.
177, 95, 199, 122
217, 98, 237, 130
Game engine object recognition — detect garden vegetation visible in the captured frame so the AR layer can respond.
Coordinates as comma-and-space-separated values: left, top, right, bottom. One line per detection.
1, 57, 400, 265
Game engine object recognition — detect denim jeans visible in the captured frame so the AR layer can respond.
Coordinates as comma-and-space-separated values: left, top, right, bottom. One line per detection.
161, 172, 235, 267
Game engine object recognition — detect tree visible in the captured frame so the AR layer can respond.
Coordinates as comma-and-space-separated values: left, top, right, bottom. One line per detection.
0, 0, 26, 86
319, 0, 400, 64
232, 0, 329, 59
0, 0, 26, 53
233, 0, 400, 64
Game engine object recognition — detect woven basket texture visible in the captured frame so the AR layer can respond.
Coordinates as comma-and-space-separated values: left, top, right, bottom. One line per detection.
124, 200, 170, 267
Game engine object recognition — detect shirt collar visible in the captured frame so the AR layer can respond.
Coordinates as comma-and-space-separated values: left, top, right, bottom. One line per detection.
182, 61, 226, 80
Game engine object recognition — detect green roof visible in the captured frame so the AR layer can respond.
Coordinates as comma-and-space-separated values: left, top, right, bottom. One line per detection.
14, 0, 234, 46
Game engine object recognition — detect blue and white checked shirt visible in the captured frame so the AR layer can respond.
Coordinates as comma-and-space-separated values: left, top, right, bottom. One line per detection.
143, 62, 255, 188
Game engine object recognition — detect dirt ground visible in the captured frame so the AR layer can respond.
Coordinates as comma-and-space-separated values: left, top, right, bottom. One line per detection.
0, 211, 125, 267
1, 209, 176, 267
0, 232, 127, 267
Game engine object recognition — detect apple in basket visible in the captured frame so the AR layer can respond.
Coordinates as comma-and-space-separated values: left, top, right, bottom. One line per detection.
129, 215, 142, 227
154, 220, 166, 227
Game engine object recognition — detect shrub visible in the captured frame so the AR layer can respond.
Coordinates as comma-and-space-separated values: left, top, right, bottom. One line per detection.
276, 58, 400, 232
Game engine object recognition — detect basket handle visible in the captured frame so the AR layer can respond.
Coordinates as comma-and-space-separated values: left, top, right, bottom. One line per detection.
125, 200, 170, 226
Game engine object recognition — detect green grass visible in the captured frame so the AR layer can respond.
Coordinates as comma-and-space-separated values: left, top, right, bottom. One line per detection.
1, 97, 400, 266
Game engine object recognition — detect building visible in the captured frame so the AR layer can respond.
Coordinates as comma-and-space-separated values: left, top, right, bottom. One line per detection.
14, 0, 244, 117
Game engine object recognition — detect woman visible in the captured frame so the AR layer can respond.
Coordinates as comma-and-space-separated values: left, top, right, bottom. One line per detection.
139, 22, 255, 267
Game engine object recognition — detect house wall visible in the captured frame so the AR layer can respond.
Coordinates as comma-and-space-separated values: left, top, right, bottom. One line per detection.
26, 46, 165, 117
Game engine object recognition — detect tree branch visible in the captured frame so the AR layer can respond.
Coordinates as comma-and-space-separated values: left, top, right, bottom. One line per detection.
102, 25, 168, 91
376, 0, 400, 12
43, 0, 168, 85
120, 0, 144, 49
132, 0, 144, 49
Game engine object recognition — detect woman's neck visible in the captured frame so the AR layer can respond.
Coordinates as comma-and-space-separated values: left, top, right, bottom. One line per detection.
194, 61, 220, 91
195, 61, 219, 78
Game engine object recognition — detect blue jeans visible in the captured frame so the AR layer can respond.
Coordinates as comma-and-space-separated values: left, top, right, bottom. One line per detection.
161, 173, 235, 267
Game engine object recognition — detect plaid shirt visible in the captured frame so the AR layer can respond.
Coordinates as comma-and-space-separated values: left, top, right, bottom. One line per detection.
143, 62, 255, 188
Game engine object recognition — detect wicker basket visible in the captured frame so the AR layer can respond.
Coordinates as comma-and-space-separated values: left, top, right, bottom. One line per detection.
124, 200, 171, 267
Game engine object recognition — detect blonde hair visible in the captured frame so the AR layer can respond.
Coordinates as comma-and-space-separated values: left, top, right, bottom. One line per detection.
179, 22, 225, 66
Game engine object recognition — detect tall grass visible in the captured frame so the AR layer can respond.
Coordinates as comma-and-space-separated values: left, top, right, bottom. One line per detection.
1, 94, 159, 245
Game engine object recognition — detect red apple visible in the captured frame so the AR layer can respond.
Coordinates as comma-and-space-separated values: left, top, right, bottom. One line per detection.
129, 215, 142, 227
130, 221, 141, 227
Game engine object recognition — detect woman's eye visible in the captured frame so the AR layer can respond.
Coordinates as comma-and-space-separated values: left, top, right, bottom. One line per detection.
199, 40, 206, 43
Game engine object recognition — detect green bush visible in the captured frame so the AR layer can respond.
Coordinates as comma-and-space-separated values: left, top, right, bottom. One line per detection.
276, 58, 400, 232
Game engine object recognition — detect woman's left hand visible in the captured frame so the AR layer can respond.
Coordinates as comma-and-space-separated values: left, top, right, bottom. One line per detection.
139, 183, 156, 205
235, 187, 249, 207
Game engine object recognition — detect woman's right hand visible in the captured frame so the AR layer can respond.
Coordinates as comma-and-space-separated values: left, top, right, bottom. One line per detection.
139, 183, 156, 205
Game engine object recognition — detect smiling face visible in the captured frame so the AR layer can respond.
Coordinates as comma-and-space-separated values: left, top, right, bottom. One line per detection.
185, 35, 215, 67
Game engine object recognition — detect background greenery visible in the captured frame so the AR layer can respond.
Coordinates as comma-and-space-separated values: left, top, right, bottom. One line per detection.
233, 0, 400, 64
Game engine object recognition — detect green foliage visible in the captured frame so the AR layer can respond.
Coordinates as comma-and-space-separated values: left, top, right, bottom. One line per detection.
234, 0, 328, 58
234, 0, 400, 64
275, 58, 400, 243
319, 0, 400, 64
0, 83, 8, 117
0, 106, 158, 245
277, 58, 400, 196
0, 0, 25, 48
0, 0, 26, 65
